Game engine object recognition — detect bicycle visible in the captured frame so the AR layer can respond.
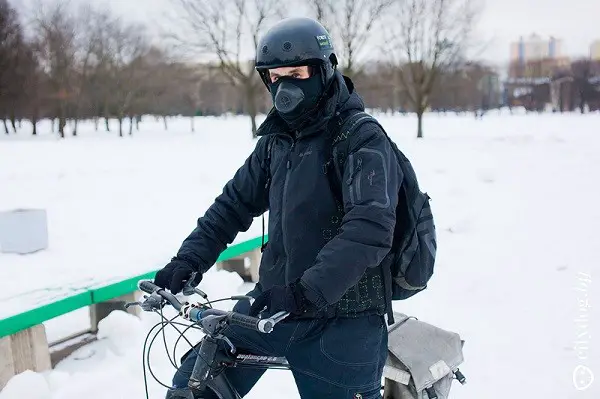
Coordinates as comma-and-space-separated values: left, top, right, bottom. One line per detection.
129, 279, 462, 399
128, 279, 291, 399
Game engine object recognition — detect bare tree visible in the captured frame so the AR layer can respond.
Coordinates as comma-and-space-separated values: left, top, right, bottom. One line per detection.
31, 0, 78, 138
184, 80, 201, 132
21, 50, 46, 136
571, 59, 600, 114
385, 0, 480, 137
139, 48, 188, 133
308, 0, 394, 78
84, 9, 122, 132
0, 0, 28, 134
69, 4, 112, 136
167, 0, 283, 137
105, 22, 151, 137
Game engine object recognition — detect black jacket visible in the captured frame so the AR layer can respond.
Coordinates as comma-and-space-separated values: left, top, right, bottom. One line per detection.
177, 72, 401, 317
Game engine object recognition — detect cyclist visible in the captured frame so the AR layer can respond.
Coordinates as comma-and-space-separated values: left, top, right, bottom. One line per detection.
154, 16, 400, 399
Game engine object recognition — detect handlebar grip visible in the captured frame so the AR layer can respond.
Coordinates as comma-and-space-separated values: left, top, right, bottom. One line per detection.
228, 313, 262, 332
138, 280, 160, 294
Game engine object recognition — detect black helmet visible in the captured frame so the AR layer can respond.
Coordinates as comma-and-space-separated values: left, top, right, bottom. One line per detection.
255, 17, 338, 87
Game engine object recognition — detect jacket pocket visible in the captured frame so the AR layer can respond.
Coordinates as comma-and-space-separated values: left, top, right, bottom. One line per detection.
347, 148, 390, 208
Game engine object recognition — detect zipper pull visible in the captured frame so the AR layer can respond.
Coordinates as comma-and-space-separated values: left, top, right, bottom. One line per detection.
346, 157, 362, 184
287, 159, 291, 169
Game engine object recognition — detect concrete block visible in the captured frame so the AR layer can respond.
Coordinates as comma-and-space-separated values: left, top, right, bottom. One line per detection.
0, 209, 48, 254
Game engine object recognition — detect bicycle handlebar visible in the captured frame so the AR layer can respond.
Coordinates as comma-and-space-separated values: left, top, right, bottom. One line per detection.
137, 279, 287, 334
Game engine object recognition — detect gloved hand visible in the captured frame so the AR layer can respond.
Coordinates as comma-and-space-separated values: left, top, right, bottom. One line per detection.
154, 257, 202, 294
249, 280, 313, 317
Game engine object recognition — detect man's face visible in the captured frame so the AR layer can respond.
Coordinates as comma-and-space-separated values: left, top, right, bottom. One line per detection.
268, 65, 311, 83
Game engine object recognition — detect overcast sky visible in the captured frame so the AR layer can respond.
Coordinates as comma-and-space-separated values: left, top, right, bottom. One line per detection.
15, 0, 600, 66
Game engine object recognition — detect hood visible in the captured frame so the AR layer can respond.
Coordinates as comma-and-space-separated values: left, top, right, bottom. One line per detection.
256, 71, 365, 138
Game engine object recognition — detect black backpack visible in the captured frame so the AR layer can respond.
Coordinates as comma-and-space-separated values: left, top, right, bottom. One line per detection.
261, 111, 437, 316
323, 111, 437, 304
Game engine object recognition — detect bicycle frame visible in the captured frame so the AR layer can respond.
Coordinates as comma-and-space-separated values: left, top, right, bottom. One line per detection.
166, 334, 289, 399
231, 353, 289, 369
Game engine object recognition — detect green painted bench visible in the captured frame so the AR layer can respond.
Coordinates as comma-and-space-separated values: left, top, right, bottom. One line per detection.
0, 236, 265, 390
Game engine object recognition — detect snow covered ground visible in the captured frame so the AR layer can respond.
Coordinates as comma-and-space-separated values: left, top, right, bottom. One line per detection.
1, 110, 600, 398
0, 115, 267, 322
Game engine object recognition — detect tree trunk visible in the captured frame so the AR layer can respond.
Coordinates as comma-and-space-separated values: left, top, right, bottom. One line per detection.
58, 113, 66, 138
18, 119, 22, 129
32, 117, 38, 136
52, 118, 56, 132
190, 116, 195, 133
118, 117, 123, 137
3, 119, 9, 134
73, 118, 78, 136
129, 116, 134, 135
105, 117, 110, 132
245, 87, 258, 138
416, 110, 424, 138
10, 114, 17, 133
163, 115, 168, 130
94, 117, 99, 131
59, 118, 65, 138
58, 101, 66, 138
136, 115, 140, 131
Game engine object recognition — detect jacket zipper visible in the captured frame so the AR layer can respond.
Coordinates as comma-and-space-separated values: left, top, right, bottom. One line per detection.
346, 153, 363, 204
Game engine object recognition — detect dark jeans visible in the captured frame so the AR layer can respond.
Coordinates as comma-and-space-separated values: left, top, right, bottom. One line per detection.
172, 287, 387, 399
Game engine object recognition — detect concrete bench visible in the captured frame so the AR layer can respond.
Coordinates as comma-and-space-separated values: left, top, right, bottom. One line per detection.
0, 282, 145, 390
0, 236, 265, 391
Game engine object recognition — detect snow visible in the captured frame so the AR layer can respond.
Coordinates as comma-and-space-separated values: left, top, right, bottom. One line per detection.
2, 110, 600, 398
0, 115, 267, 320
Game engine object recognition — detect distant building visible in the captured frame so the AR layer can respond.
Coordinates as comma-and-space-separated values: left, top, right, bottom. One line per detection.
510, 34, 563, 64
508, 56, 571, 79
591, 40, 600, 60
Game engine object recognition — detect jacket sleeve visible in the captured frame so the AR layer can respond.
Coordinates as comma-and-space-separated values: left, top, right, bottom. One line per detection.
176, 136, 270, 272
300, 123, 401, 308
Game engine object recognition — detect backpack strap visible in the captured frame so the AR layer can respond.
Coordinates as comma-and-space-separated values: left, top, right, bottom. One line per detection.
324, 111, 383, 206
261, 136, 275, 252
324, 111, 396, 325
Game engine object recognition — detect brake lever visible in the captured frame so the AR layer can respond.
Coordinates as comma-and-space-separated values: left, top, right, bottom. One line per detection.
269, 311, 290, 324
139, 292, 165, 312
125, 294, 151, 310
182, 272, 208, 299
219, 335, 236, 354
230, 295, 254, 304
124, 301, 141, 309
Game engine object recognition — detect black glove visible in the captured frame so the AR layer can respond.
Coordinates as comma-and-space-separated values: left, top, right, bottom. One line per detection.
154, 257, 202, 294
249, 281, 313, 317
